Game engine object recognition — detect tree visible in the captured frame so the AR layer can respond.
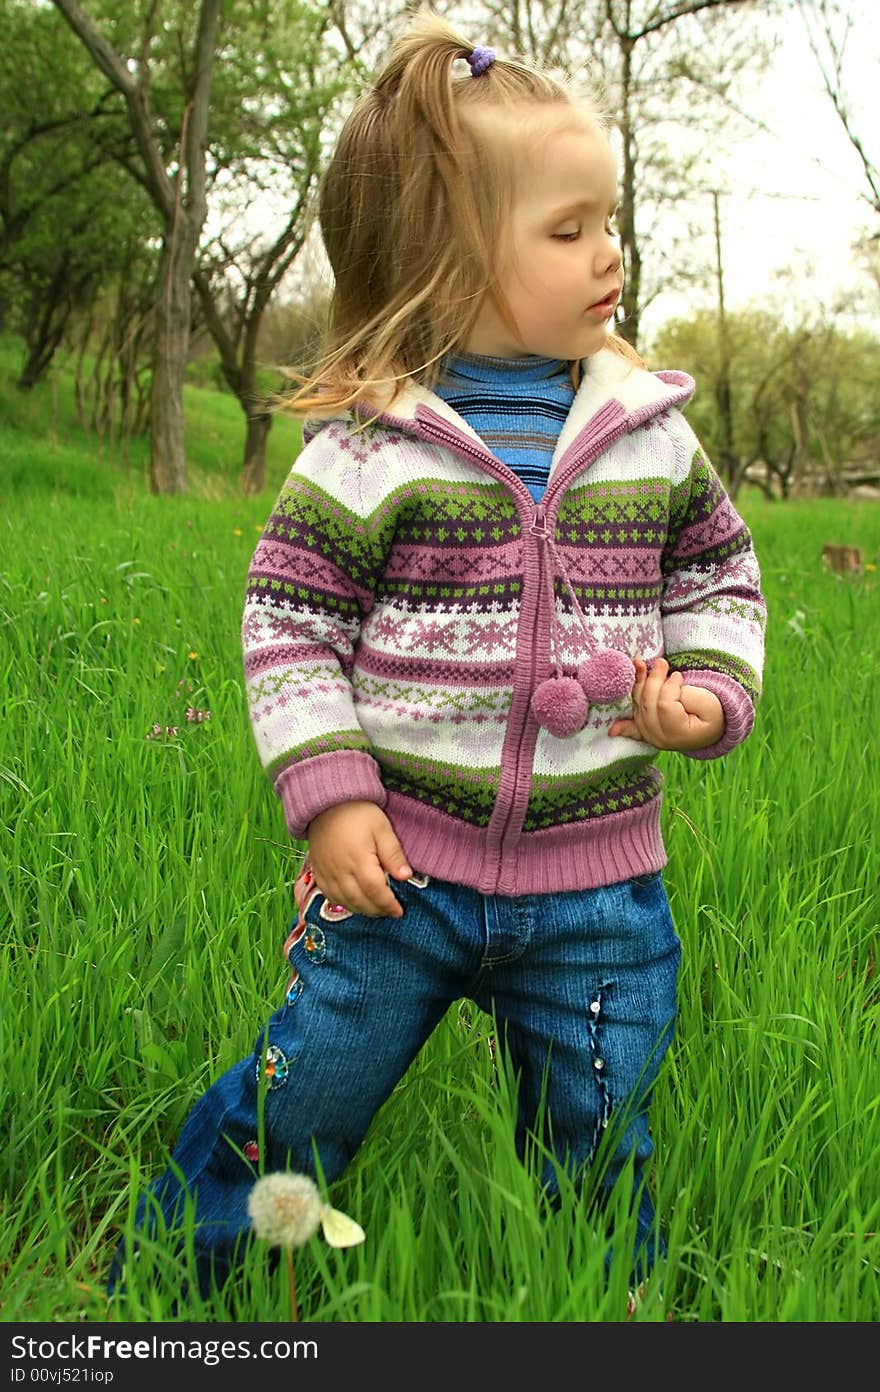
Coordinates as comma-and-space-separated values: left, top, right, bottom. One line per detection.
45, 0, 382, 494
647, 306, 880, 497
12, 170, 155, 397
0, 1, 153, 390
189, 0, 347, 493
799, 0, 879, 312
799, 0, 879, 220
52, 0, 222, 495
188, 0, 412, 492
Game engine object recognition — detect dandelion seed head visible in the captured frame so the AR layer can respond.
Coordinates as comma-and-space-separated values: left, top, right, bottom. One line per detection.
247, 1173, 322, 1249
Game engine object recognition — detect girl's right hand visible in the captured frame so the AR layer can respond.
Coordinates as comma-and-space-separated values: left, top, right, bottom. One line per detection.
608, 657, 725, 751
306, 801, 412, 918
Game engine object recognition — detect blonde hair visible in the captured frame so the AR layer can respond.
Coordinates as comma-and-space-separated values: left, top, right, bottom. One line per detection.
282, 7, 641, 419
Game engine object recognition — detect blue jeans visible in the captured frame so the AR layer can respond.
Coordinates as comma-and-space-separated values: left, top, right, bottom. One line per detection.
111, 871, 680, 1292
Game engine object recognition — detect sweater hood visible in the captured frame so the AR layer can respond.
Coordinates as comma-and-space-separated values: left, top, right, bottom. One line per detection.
305, 347, 695, 448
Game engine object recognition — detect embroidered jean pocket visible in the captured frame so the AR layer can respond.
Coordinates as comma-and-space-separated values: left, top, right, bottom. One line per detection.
280, 890, 336, 1004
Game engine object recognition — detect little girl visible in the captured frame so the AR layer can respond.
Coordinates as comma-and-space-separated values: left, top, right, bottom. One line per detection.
112, 10, 765, 1300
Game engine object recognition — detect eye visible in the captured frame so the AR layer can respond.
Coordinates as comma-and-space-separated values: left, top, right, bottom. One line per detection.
553, 228, 581, 242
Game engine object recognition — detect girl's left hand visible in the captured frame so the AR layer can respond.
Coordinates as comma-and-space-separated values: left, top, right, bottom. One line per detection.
609, 657, 725, 752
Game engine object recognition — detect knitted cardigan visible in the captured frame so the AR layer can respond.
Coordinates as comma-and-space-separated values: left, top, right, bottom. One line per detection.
242, 347, 766, 896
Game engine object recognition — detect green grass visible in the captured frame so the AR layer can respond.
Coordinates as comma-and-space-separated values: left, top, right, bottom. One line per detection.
1, 335, 879, 1323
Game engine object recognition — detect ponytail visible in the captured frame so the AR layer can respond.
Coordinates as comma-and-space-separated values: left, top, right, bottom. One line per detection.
281, 9, 612, 418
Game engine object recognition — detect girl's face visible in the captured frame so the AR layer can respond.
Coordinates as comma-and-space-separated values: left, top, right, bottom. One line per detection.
464, 114, 622, 361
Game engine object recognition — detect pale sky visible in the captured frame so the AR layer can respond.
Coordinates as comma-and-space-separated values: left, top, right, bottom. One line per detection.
642, 2, 878, 337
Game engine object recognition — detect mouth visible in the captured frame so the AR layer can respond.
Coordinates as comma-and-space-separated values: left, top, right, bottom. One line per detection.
585, 291, 620, 318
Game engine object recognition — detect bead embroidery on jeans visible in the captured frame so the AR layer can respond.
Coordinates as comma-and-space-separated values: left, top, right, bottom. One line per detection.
304, 923, 327, 962
285, 970, 303, 1006
585, 986, 612, 1134
257, 1043, 290, 1090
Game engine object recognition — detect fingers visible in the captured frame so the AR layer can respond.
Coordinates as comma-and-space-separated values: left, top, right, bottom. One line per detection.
654, 664, 685, 725
610, 657, 687, 748
354, 874, 405, 919
336, 823, 410, 916
313, 867, 403, 919
608, 716, 638, 739
630, 657, 648, 707
307, 803, 409, 918
374, 824, 412, 881
596, 656, 728, 754
609, 657, 646, 739
635, 658, 686, 745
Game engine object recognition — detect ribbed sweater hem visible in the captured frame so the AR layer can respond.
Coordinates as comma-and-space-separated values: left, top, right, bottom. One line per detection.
383, 791, 667, 896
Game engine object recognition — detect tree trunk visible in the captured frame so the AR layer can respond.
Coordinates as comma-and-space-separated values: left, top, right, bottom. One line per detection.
617, 38, 640, 348
18, 260, 77, 390
51, 0, 221, 495
240, 409, 272, 496
149, 234, 192, 495
790, 363, 811, 499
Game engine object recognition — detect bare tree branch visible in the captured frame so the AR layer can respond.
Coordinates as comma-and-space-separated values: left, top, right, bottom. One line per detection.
799, 0, 880, 216
52, 0, 176, 220
631, 0, 754, 41
185, 0, 222, 229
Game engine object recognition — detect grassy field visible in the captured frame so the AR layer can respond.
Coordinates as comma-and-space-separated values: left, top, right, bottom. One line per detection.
2, 335, 879, 1323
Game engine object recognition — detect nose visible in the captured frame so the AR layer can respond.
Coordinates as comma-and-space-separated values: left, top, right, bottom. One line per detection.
595, 231, 622, 277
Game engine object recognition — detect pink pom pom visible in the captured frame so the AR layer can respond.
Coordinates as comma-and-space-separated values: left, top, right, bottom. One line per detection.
530, 677, 588, 737
578, 649, 635, 704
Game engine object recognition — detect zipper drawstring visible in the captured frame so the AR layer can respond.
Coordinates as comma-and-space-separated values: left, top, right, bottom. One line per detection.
530, 504, 636, 734
416, 410, 636, 736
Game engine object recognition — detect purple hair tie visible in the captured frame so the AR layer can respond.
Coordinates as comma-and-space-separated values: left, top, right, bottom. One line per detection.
467, 45, 495, 77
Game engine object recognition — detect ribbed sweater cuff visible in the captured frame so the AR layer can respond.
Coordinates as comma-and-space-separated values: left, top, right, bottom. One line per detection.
275, 751, 387, 838
678, 669, 756, 760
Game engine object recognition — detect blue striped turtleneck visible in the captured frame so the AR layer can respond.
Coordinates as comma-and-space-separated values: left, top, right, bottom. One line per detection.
434, 353, 575, 501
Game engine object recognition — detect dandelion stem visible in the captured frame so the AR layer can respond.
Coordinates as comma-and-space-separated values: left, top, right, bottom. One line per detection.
285, 1247, 299, 1322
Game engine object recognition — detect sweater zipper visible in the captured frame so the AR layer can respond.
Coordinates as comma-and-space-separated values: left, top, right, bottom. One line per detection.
541, 401, 630, 509
409, 407, 633, 880
412, 416, 545, 876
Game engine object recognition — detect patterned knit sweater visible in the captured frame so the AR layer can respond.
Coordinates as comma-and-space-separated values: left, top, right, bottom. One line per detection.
243, 346, 766, 896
